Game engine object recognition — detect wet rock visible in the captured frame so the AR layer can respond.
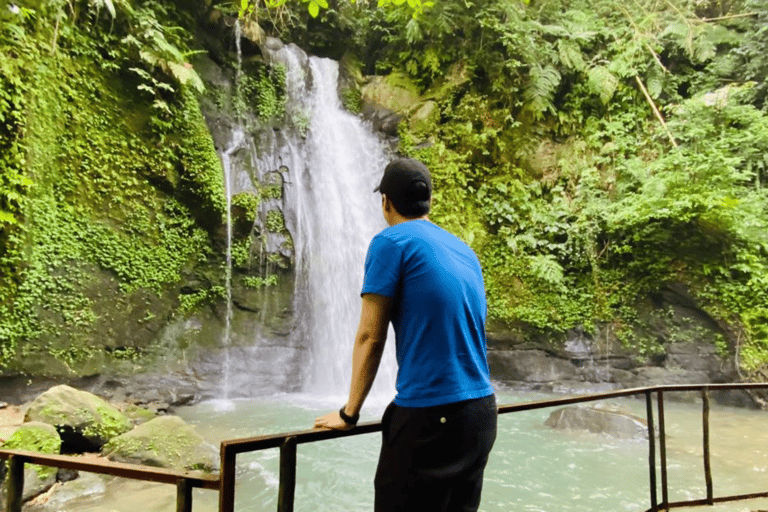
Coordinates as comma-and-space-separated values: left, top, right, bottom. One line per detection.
103, 416, 219, 473
544, 404, 649, 439
26, 472, 107, 511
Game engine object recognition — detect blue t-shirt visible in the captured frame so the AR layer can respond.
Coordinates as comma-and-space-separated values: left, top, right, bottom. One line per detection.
362, 220, 494, 408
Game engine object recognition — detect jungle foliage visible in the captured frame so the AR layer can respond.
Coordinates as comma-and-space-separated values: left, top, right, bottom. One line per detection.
2, 0, 768, 380
260, 0, 768, 373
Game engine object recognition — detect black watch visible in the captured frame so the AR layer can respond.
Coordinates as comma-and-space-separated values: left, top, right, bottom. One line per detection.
339, 406, 359, 426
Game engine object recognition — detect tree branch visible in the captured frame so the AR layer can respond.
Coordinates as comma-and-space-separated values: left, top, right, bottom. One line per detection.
634, 75, 678, 148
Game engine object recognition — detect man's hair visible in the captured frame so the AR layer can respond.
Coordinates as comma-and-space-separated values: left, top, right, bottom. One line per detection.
375, 158, 432, 218
390, 180, 430, 218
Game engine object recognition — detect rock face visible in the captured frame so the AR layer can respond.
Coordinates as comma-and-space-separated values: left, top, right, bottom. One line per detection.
24, 385, 131, 452
486, 283, 751, 407
488, 350, 581, 383
544, 405, 649, 439
103, 416, 219, 473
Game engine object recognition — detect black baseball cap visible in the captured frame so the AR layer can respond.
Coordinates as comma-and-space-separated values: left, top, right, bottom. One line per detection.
374, 158, 432, 202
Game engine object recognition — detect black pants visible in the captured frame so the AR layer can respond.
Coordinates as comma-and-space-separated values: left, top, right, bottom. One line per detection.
374, 395, 497, 512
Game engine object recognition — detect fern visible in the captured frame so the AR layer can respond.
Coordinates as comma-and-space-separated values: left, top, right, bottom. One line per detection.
588, 65, 618, 104
523, 65, 561, 120
557, 39, 586, 72
645, 65, 664, 99
529, 254, 565, 287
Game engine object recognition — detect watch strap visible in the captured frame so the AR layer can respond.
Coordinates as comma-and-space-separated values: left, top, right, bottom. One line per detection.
339, 406, 359, 426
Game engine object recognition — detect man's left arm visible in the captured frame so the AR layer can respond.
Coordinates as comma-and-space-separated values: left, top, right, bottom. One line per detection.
313, 293, 392, 430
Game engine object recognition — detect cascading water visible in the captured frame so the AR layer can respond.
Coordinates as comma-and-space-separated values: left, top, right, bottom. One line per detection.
258, 43, 398, 400
220, 126, 246, 400
210, 41, 396, 401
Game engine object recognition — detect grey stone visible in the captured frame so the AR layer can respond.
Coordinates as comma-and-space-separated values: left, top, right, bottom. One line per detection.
544, 405, 649, 439
488, 350, 580, 383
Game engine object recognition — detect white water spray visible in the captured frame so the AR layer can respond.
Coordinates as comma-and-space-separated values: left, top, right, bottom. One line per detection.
220, 127, 246, 400
262, 44, 398, 400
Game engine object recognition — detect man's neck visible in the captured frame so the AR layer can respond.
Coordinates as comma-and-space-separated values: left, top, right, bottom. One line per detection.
388, 214, 429, 226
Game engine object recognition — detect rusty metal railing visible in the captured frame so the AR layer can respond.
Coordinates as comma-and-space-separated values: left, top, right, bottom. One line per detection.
219, 383, 768, 512
0, 448, 219, 512
3, 382, 768, 512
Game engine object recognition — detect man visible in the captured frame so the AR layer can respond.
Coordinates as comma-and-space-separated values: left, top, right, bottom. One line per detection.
314, 157, 497, 512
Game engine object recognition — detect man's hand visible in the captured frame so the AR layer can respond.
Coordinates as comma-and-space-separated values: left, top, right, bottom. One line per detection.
313, 410, 353, 431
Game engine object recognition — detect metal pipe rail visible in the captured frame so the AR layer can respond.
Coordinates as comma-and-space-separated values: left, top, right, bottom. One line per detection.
220, 383, 768, 512
0, 449, 219, 512
3, 382, 768, 512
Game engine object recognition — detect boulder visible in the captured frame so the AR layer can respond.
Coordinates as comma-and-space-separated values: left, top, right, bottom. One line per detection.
103, 416, 219, 473
240, 19, 266, 48
544, 405, 649, 439
0, 422, 61, 502
24, 385, 131, 452
361, 72, 420, 113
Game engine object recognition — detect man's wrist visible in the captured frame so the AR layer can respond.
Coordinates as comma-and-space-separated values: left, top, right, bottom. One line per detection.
339, 405, 359, 426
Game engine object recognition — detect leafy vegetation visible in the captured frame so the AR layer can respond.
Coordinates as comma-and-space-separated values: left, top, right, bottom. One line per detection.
2, 0, 767, 381
0, 0, 225, 370
308, 0, 768, 375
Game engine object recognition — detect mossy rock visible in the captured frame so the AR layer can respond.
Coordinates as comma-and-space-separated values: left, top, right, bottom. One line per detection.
24, 385, 131, 452
361, 72, 421, 114
103, 416, 219, 473
0, 422, 60, 502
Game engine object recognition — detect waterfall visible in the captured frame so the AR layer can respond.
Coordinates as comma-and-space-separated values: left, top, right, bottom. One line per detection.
220, 127, 246, 400
260, 44, 398, 400
209, 41, 397, 401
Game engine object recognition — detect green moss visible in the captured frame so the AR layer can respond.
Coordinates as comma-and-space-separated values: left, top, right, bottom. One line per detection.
122, 405, 157, 425
260, 184, 283, 201
82, 405, 132, 442
178, 285, 226, 315
1, 425, 61, 479
232, 191, 260, 224
243, 275, 278, 288
265, 210, 287, 235
341, 87, 362, 114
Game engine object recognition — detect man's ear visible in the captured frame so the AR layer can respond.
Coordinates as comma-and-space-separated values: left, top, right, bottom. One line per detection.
382, 194, 391, 212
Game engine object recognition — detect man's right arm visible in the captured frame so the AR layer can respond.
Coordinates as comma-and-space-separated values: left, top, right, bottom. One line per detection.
313, 293, 392, 430
344, 293, 392, 418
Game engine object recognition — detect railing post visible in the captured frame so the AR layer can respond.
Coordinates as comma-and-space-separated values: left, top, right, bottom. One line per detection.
657, 390, 669, 511
176, 478, 192, 512
646, 390, 658, 511
219, 445, 237, 512
278, 436, 297, 512
6, 454, 24, 512
702, 387, 713, 504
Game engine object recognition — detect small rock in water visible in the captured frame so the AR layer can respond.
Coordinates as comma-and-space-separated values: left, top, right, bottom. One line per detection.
26, 472, 107, 510
544, 405, 649, 440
